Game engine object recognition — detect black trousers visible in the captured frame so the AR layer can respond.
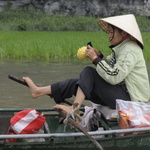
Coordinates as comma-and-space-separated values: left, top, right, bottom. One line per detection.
50, 66, 131, 109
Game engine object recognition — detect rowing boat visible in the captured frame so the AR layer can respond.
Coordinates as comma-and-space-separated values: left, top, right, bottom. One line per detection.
0, 107, 150, 150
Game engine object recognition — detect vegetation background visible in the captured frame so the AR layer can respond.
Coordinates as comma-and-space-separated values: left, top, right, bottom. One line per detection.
0, 9, 150, 62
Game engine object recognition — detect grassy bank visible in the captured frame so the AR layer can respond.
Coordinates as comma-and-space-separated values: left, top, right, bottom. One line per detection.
0, 31, 150, 62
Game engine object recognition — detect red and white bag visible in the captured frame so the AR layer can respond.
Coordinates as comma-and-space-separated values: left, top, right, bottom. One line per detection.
10, 109, 46, 134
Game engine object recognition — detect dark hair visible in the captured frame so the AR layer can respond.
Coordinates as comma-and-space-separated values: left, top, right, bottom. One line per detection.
109, 24, 123, 33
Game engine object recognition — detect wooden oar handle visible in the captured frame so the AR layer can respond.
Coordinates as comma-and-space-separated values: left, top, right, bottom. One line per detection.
8, 74, 28, 87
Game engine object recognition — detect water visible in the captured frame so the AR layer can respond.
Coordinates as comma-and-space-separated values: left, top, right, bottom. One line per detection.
0, 59, 89, 108
0, 59, 150, 108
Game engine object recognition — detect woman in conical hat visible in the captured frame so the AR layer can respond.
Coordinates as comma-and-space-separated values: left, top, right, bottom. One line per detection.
22, 14, 150, 115
97, 14, 144, 49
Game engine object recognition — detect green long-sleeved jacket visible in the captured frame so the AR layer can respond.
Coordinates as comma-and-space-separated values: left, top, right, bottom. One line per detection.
96, 39, 150, 102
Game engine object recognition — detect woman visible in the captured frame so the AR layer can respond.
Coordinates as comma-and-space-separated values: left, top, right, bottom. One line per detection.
23, 14, 150, 113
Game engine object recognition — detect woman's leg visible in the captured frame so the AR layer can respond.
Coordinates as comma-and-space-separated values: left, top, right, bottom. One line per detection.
23, 66, 130, 112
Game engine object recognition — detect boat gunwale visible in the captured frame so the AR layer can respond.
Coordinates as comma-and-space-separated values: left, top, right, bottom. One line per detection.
0, 127, 150, 139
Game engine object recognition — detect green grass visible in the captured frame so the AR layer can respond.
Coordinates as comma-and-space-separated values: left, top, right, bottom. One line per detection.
0, 31, 150, 62
0, 31, 109, 61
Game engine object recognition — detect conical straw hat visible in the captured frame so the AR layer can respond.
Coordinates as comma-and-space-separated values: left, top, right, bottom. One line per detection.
97, 14, 144, 49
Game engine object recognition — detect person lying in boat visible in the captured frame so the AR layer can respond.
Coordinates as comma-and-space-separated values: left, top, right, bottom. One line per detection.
23, 14, 150, 115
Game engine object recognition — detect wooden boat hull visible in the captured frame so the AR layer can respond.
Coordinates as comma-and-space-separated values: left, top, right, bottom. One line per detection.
0, 108, 150, 150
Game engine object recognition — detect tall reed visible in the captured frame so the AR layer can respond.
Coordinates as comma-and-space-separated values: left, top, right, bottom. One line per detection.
0, 31, 150, 62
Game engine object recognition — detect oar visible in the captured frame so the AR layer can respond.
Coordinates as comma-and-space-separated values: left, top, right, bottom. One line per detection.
8, 74, 104, 150
8, 74, 28, 87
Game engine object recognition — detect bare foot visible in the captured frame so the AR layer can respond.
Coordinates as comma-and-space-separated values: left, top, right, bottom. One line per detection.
23, 77, 41, 98
54, 104, 73, 114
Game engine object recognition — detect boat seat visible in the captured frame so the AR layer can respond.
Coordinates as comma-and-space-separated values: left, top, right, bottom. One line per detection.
0, 112, 14, 144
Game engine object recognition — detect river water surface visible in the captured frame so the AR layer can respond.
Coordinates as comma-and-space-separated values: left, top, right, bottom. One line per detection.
0, 59, 150, 108
0, 59, 90, 108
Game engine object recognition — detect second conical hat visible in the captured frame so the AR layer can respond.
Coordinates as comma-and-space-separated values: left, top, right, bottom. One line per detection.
97, 14, 144, 49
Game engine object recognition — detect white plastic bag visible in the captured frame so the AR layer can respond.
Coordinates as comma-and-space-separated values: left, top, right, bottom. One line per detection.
116, 99, 150, 130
